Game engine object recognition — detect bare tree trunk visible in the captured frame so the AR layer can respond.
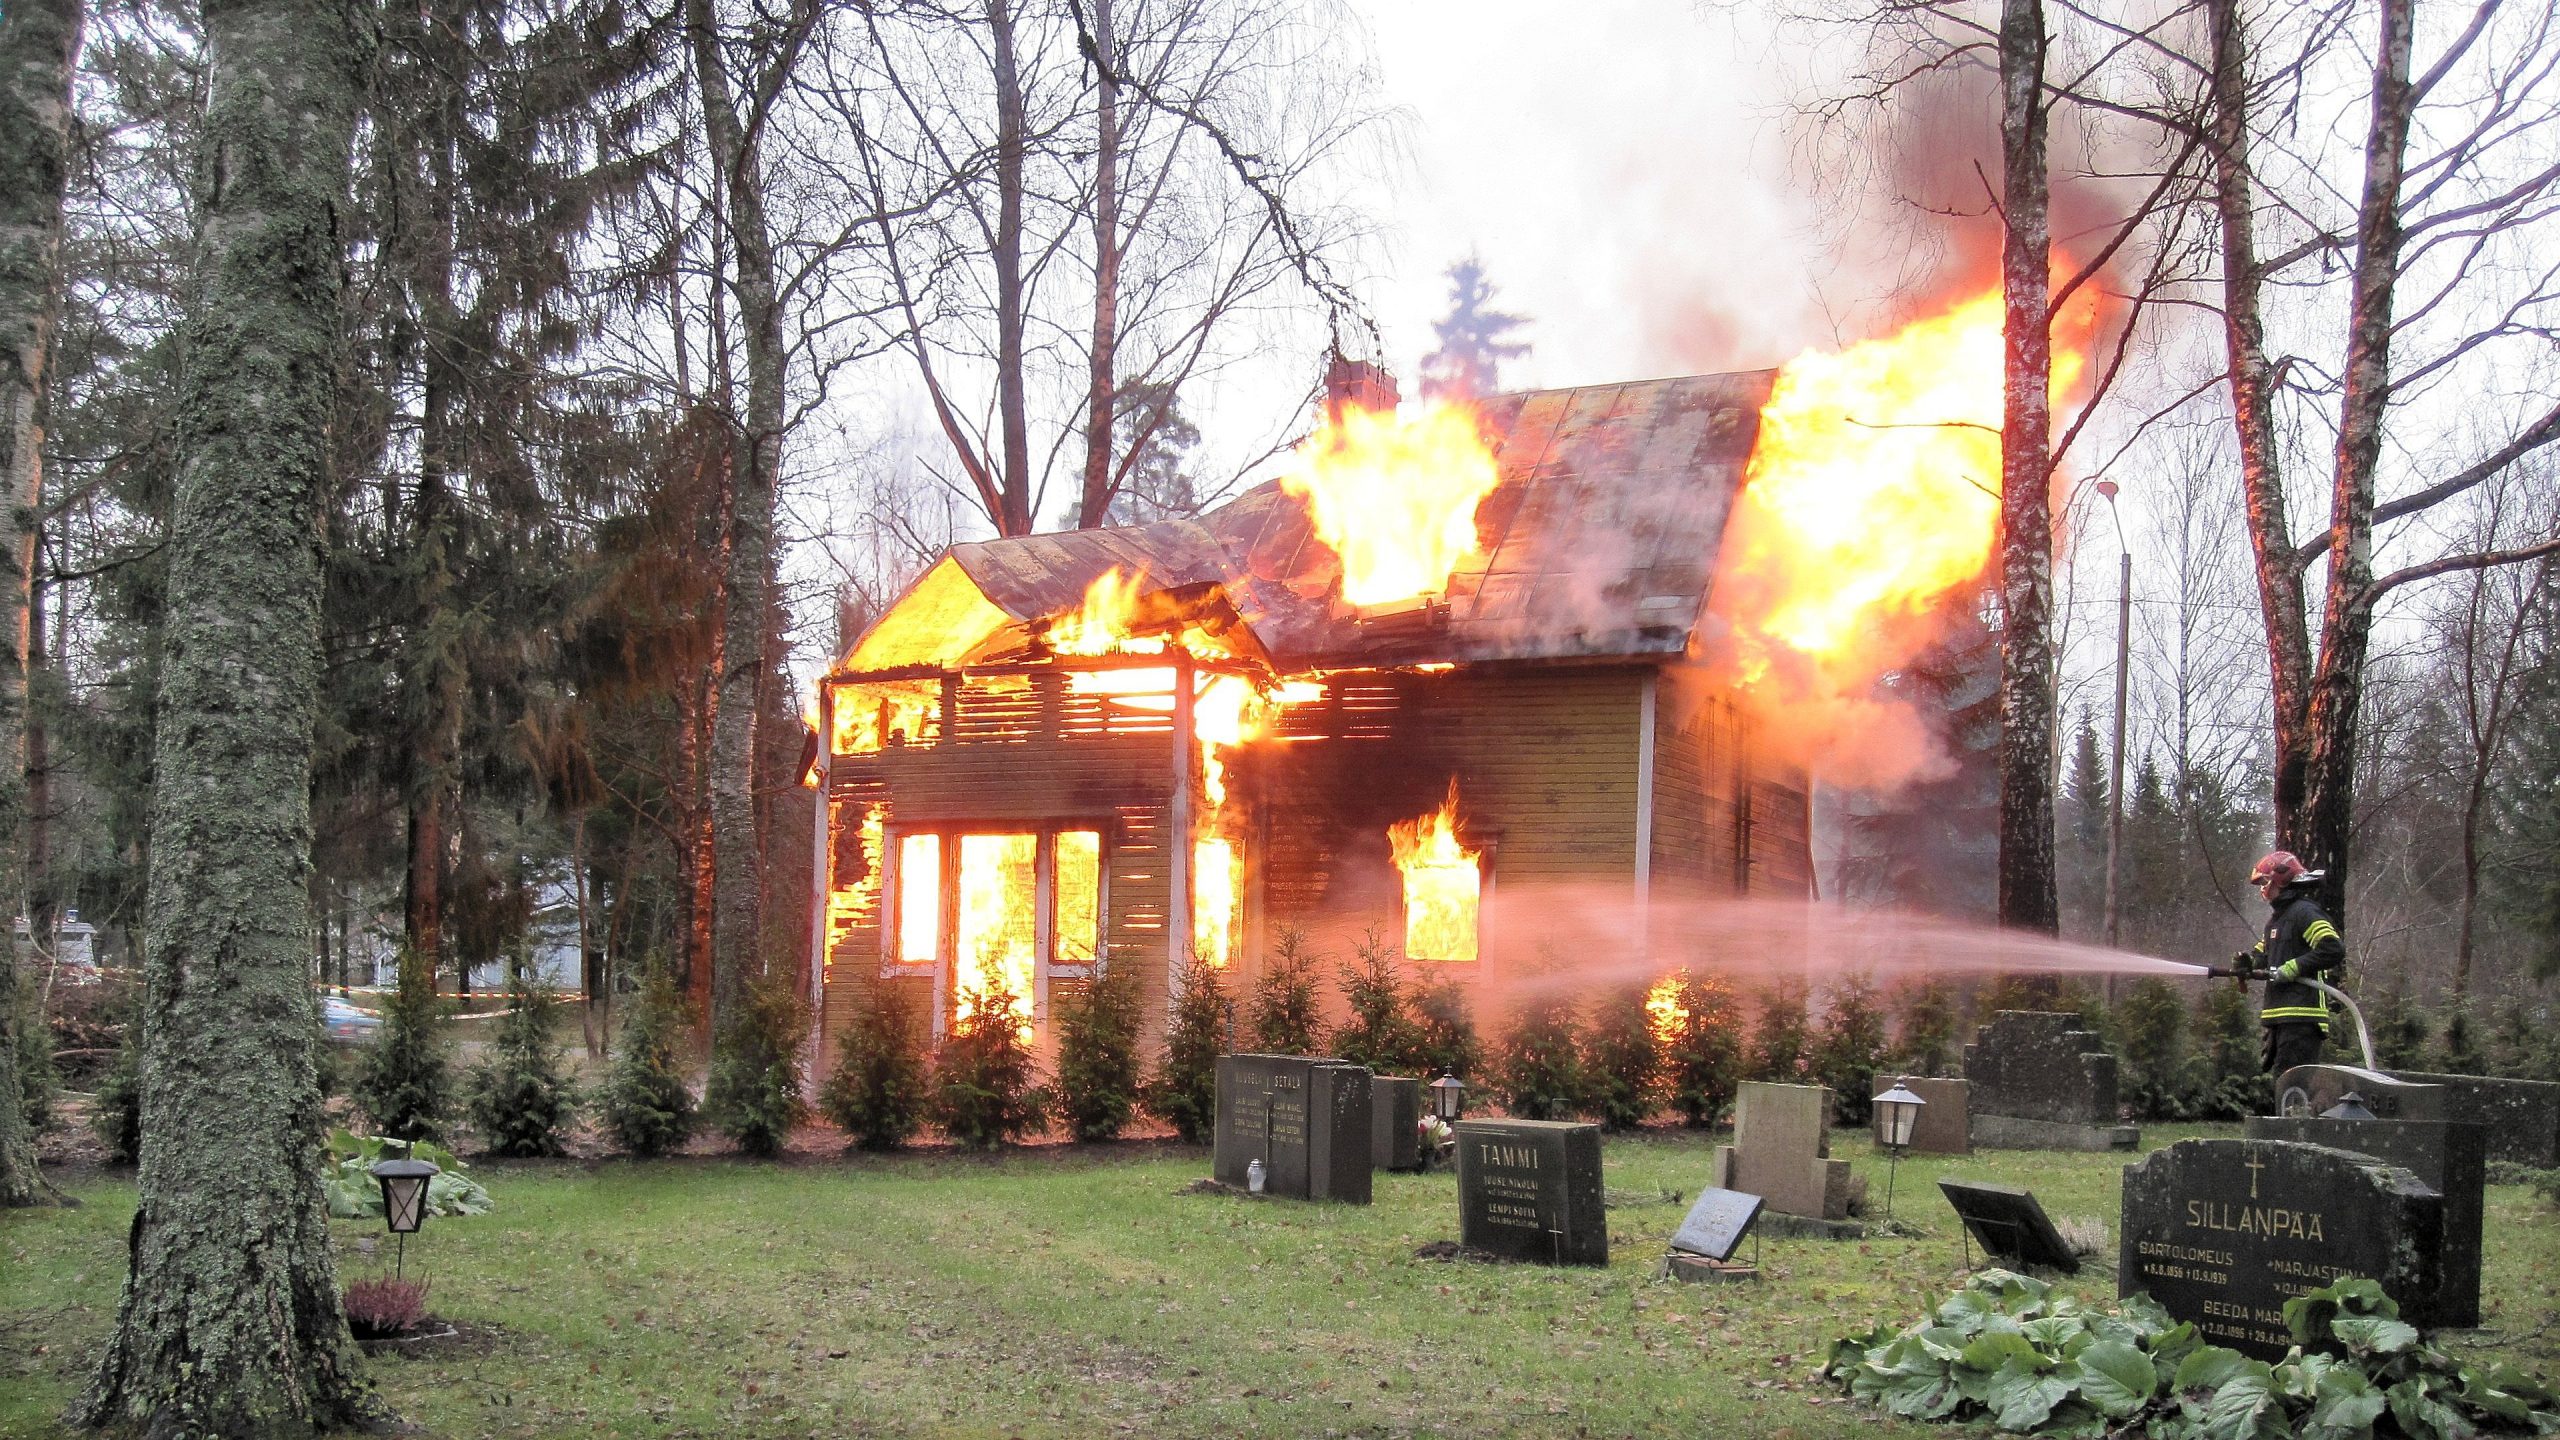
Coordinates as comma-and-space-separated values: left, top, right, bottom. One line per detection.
2205, 0, 2316, 843
992, 0, 1034, 535
74, 0, 378, 1420
1994, 0, 2059, 935
2294, 0, 2416, 914
1077, 0, 1121, 530
26, 528, 50, 948
0, 0, 82, 1210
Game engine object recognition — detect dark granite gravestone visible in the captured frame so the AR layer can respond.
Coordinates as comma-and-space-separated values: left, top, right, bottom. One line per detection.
2273, 1064, 2445, 1123
1964, 1012, 2138, 1151
1372, 1075, 1423, 1173
1455, 1119, 1606, 1265
2120, 1138, 2445, 1360
1871, 1075, 1970, 1155
1212, 1054, 1372, 1202
1671, 1188, 1765, 1262
2247, 1114, 2484, 1327
2394, 1072, 2560, 1169
1937, 1179, 2079, 1273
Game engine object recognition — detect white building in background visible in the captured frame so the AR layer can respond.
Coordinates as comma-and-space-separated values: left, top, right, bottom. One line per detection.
13, 910, 100, 981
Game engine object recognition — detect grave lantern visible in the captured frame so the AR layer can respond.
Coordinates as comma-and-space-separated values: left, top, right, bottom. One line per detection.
1430, 1073, 1467, 1123
1873, 1083, 1927, 1220
2320, 1092, 2377, 1122
371, 1154, 441, 1277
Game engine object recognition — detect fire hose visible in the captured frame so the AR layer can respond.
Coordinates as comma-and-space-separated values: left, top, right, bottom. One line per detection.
2201, 963, 2376, 1072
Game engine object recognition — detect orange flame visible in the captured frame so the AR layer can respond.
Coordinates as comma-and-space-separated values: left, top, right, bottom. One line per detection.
1712, 279, 2100, 785
1051, 568, 1165, 657
1389, 785, 1481, 962
953, 833, 1037, 1040
1280, 401, 1502, 606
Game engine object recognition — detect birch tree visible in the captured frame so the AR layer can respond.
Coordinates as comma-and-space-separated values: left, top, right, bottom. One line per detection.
74, 0, 378, 1424
0, 0, 84, 1212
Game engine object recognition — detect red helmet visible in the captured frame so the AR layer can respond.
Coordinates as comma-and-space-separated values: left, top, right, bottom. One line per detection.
2249, 851, 2305, 892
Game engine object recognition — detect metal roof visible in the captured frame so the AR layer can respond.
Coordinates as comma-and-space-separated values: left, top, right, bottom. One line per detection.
914, 368, 1775, 673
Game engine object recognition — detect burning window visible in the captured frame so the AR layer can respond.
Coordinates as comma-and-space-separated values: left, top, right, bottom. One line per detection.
1054, 830, 1102, 968
891, 827, 1109, 1030
1390, 789, 1482, 962
955, 834, 1039, 1032
896, 833, 941, 966
1192, 836, 1240, 968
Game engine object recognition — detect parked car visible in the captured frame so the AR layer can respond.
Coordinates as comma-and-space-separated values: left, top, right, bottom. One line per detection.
321, 995, 382, 1045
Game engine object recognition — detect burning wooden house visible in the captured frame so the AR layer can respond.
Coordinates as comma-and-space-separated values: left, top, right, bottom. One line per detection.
805, 362, 1814, 1053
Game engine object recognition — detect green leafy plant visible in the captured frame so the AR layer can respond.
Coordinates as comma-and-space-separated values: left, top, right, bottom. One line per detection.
319, 1130, 492, 1219
1825, 1271, 2560, 1439
929, 976, 1046, 1149
1662, 968, 1745, 1130
817, 993, 928, 1151
1054, 963, 1143, 1142
463, 962, 579, 1157
601, 964, 697, 1157
1249, 927, 1324, 1055
354, 948, 454, 1143
1580, 981, 1658, 1131
1330, 930, 1426, 1074
1147, 957, 1228, 1143
704, 970, 810, 1158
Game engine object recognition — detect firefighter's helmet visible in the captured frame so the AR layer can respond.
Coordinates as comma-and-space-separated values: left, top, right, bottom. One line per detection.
2249, 851, 2306, 896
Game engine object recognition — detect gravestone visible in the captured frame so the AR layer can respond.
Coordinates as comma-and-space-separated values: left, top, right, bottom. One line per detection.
1710, 1082, 1853, 1224
2247, 1113, 2484, 1327
1964, 1011, 2139, 1151
1667, 1186, 1765, 1285
2274, 1064, 2445, 1123
1938, 1179, 2078, 1272
1371, 1075, 1423, 1173
2394, 1072, 2560, 1169
1871, 1075, 1970, 1155
1211, 1054, 1373, 1203
1455, 1119, 1606, 1265
2120, 1138, 2445, 1359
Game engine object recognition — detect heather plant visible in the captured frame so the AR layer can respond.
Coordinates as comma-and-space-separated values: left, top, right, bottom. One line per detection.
1814, 972, 1890, 1125
601, 964, 697, 1157
1411, 972, 1485, 1080
817, 993, 929, 1151
1750, 979, 1812, 1082
342, 1276, 434, 1340
1894, 975, 1961, 1076
1581, 982, 1658, 1130
1054, 964, 1144, 1142
1495, 946, 1585, 1120
464, 960, 579, 1156
1330, 930, 1426, 1074
355, 949, 453, 1143
1662, 968, 1746, 1129
930, 974, 1046, 1148
1147, 956, 1229, 1142
704, 970, 809, 1158
1249, 927, 1324, 1055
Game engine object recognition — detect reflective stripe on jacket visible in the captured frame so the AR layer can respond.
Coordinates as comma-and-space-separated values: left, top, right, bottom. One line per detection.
2250, 882, 2345, 1028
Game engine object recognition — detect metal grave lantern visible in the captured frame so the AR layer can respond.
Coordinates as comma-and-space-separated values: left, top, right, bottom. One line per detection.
2321, 1091, 2378, 1122
371, 1154, 441, 1276
1430, 1073, 1467, 1123
1873, 1082, 1927, 1220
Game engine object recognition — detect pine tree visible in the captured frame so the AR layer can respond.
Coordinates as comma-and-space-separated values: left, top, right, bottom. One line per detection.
1417, 254, 1531, 400
1495, 950, 1584, 1120
2189, 981, 2267, 1121
818, 994, 928, 1151
358, 949, 455, 1142
1148, 958, 1228, 1142
704, 970, 808, 1157
1055, 964, 1143, 1142
1813, 973, 1889, 1124
2432, 1002, 2485, 1075
2487, 606, 2560, 978
1329, 930, 1423, 1074
1750, 980, 1812, 1082
2114, 978, 2191, 1120
2059, 713, 2109, 933
1662, 969, 1745, 1129
930, 975, 1046, 1148
1894, 976, 1961, 1076
1410, 972, 1485, 1080
464, 960, 579, 1157
603, 966, 697, 1157
1249, 927, 1323, 1055
1581, 983, 1658, 1131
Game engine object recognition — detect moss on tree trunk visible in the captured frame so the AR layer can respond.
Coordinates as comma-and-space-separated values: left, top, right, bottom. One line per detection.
72, 0, 378, 1427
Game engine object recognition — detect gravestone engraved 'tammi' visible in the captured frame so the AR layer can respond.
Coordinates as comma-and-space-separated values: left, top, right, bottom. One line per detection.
1455, 1119, 1606, 1265
2119, 1138, 2444, 1360
2246, 1114, 2483, 1327
1871, 1075, 1970, 1155
1938, 1179, 2078, 1272
1212, 1054, 1373, 1202
1372, 1075, 1422, 1173
1965, 1012, 2139, 1151
1710, 1082, 1851, 1220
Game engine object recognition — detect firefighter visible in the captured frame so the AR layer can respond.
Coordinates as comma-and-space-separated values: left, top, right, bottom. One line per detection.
2233, 850, 2345, 1076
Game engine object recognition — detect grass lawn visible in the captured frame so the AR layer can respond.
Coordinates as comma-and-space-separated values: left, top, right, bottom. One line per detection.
6, 1125, 2558, 1439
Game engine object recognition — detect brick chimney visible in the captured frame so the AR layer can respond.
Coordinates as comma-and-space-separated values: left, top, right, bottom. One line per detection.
1323, 353, 1399, 419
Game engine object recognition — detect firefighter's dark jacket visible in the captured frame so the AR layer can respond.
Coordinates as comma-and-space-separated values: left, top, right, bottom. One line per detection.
2250, 879, 2345, 1028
